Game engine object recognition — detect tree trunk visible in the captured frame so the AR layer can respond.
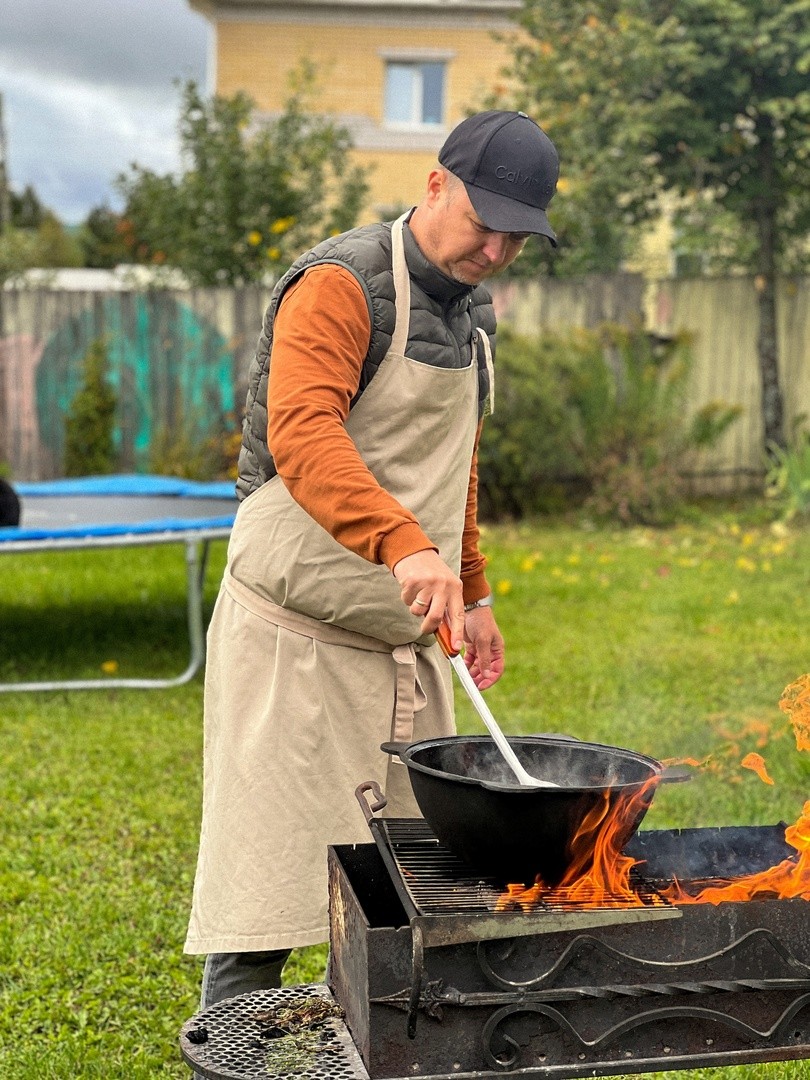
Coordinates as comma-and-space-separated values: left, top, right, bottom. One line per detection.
754, 149, 786, 454
755, 272, 785, 454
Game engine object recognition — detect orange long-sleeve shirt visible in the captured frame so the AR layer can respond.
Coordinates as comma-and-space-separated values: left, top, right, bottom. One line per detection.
266, 262, 490, 603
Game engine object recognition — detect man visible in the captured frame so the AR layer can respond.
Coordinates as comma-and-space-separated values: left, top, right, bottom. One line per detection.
184, 110, 559, 1006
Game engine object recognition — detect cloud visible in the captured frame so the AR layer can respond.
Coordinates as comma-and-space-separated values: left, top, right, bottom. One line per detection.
0, 0, 208, 89
0, 0, 209, 223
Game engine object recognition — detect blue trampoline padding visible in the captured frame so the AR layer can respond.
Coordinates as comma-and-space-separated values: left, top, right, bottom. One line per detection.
14, 475, 237, 499
1, 516, 235, 542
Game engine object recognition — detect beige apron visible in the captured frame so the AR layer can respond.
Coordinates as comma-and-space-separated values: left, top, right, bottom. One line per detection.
185, 216, 483, 954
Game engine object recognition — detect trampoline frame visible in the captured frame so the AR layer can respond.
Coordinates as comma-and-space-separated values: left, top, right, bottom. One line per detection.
0, 477, 235, 693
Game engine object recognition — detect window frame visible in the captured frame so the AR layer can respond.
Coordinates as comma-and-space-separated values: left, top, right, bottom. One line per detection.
379, 48, 453, 132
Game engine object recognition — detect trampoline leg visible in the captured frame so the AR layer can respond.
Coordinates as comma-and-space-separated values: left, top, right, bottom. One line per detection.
182, 538, 207, 684
0, 538, 212, 692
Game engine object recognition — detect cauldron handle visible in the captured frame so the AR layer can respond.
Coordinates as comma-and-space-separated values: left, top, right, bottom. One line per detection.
380, 741, 410, 758
355, 780, 387, 823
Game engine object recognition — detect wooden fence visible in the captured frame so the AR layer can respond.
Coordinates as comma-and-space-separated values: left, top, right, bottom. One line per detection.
491, 272, 809, 494
0, 286, 271, 480
1, 274, 807, 489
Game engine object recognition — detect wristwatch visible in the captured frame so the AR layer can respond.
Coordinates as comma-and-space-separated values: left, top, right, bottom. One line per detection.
464, 594, 494, 612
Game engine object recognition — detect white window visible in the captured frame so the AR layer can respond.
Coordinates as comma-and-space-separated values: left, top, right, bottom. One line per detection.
384, 61, 445, 128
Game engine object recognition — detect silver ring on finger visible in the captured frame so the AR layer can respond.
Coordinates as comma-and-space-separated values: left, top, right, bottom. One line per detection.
414, 598, 429, 608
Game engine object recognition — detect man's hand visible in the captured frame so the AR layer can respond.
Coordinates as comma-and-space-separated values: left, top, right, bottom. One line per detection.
393, 550, 464, 647
463, 606, 504, 690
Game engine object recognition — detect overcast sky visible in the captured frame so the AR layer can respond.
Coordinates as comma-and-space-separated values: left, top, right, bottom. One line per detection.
0, 0, 210, 224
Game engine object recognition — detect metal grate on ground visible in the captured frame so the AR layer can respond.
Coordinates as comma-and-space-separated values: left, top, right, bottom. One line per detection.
180, 984, 369, 1080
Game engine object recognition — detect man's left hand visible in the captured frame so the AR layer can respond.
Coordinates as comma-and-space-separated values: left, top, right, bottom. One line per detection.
463, 607, 504, 690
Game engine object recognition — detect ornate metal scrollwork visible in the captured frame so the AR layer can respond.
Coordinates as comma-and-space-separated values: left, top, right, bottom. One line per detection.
477, 927, 810, 991
480, 994, 810, 1072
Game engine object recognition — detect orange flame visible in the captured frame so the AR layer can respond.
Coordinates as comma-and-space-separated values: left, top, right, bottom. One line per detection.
740, 751, 774, 785
500, 674, 810, 911
663, 800, 810, 905
497, 777, 659, 910
557, 778, 657, 903
780, 673, 810, 752
664, 756, 706, 769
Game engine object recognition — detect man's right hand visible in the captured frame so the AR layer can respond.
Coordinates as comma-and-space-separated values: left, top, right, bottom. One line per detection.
393, 550, 465, 648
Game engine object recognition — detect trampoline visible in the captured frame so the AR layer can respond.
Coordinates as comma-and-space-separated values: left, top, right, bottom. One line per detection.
0, 475, 238, 692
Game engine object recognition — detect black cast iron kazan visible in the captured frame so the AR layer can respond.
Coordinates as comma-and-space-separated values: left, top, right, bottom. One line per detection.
383, 735, 689, 886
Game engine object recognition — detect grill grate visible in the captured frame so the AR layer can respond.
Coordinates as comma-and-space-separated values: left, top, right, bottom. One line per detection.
380, 819, 669, 917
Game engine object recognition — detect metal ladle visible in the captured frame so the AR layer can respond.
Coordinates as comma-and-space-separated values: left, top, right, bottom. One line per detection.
436, 621, 559, 788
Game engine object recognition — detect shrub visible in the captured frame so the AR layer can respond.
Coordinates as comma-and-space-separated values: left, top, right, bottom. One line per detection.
765, 423, 810, 522
148, 416, 241, 481
566, 325, 741, 524
148, 406, 242, 481
478, 323, 741, 524
477, 327, 583, 519
64, 338, 118, 476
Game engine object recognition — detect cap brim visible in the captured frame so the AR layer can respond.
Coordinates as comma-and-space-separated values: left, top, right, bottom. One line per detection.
464, 182, 557, 246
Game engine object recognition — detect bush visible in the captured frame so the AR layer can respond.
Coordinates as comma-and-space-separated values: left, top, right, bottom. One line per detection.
567, 325, 741, 524
477, 327, 583, 519
478, 323, 741, 524
765, 423, 810, 522
148, 414, 242, 481
63, 338, 118, 476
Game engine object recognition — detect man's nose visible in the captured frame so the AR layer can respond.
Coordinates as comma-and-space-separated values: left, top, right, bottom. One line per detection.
481, 233, 510, 264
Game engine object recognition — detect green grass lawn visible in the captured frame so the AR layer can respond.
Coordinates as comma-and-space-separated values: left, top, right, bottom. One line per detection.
1, 506, 809, 1077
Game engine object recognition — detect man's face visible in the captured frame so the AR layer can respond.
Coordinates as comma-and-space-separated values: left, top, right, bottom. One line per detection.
414, 170, 529, 285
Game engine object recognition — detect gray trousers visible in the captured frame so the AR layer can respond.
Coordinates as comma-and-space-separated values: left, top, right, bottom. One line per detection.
200, 949, 292, 1008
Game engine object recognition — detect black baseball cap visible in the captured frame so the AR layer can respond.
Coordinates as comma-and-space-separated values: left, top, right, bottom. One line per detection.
439, 110, 559, 244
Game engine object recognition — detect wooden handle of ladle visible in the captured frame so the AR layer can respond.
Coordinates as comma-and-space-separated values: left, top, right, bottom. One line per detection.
435, 619, 459, 658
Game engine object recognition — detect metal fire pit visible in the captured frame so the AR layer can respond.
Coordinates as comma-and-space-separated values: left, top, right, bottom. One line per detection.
181, 822, 810, 1080
328, 821, 810, 1079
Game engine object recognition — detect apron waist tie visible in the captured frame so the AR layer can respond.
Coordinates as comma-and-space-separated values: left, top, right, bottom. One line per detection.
391, 643, 427, 744
223, 570, 427, 743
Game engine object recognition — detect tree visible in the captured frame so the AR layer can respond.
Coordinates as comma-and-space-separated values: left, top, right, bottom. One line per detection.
64, 338, 118, 477
79, 205, 130, 268
10, 184, 46, 229
0, 209, 83, 282
117, 72, 369, 286
0, 175, 82, 281
508, 0, 810, 451
34, 212, 83, 268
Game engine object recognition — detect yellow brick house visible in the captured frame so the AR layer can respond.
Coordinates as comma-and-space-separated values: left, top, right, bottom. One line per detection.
189, 0, 524, 221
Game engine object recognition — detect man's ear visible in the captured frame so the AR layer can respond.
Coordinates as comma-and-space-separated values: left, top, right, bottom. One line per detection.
423, 168, 447, 208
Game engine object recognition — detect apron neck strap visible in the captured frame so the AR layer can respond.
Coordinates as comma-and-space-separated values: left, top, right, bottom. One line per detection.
390, 214, 412, 357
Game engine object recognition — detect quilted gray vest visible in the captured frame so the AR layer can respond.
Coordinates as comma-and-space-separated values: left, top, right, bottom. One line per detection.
236, 218, 496, 500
